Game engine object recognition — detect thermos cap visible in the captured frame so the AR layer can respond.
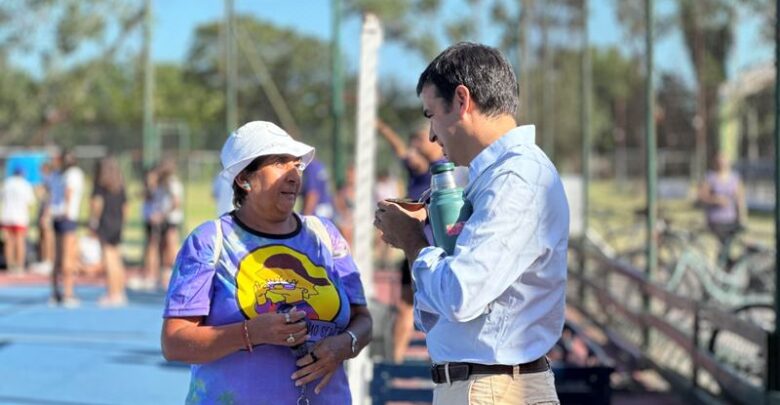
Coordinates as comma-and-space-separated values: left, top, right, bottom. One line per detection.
430, 162, 457, 192
431, 162, 455, 174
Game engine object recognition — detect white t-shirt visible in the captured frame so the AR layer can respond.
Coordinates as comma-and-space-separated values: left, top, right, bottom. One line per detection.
62, 166, 85, 221
0, 175, 36, 226
164, 176, 184, 224
374, 177, 400, 204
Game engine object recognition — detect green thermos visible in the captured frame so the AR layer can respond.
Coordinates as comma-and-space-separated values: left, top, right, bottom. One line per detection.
427, 162, 472, 255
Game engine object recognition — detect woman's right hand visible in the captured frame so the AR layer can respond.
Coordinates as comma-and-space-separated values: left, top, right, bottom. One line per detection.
247, 310, 308, 347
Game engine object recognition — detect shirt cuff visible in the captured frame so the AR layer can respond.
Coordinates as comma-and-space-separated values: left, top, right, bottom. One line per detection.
411, 246, 445, 280
410, 246, 446, 315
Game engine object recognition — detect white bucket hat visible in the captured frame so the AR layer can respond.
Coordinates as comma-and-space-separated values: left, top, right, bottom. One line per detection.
219, 121, 315, 183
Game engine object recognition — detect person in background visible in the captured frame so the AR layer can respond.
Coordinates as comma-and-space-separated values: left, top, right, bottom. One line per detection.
333, 164, 355, 245
377, 118, 445, 203
34, 161, 56, 275
132, 167, 165, 291
161, 120, 372, 404
300, 158, 335, 219
374, 42, 568, 404
697, 153, 748, 263
212, 173, 235, 216
158, 158, 184, 290
89, 156, 128, 307
373, 169, 402, 269
0, 167, 36, 275
376, 118, 445, 364
50, 150, 85, 307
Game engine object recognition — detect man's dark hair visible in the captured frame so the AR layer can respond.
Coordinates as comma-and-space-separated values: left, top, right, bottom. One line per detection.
416, 42, 518, 117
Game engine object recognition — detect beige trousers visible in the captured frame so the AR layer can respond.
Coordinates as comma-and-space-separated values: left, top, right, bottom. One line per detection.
432, 368, 559, 405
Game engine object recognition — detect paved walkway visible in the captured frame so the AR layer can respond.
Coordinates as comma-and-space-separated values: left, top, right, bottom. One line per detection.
0, 270, 689, 404
0, 279, 189, 405
0, 269, 408, 405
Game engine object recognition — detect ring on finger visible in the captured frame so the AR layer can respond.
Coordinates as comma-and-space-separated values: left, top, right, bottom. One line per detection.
284, 312, 291, 323
286, 333, 295, 344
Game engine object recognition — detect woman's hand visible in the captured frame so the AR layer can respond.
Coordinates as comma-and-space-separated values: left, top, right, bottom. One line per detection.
247, 310, 308, 347
291, 333, 352, 394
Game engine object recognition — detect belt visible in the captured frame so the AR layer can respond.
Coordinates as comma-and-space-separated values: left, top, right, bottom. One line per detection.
430, 357, 549, 384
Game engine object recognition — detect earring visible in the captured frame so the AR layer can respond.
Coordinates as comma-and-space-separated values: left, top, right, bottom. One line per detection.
242, 182, 251, 191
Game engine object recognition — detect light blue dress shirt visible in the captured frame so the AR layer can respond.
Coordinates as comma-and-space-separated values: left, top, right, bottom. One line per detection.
412, 125, 569, 365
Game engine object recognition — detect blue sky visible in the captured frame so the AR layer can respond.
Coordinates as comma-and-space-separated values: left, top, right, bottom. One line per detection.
11, 0, 774, 90
149, 0, 773, 91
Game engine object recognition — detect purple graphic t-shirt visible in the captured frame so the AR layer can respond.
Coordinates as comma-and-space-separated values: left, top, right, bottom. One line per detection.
163, 213, 366, 405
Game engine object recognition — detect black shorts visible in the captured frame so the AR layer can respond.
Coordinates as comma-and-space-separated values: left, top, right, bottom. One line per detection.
400, 260, 411, 286
53, 219, 78, 234
97, 227, 122, 246
399, 260, 413, 304
145, 221, 164, 240
708, 222, 741, 245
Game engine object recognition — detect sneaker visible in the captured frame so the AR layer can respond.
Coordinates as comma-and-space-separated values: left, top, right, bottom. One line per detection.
127, 277, 145, 290
9, 266, 25, 277
61, 297, 81, 309
143, 277, 159, 292
31, 261, 53, 276
98, 295, 128, 308
48, 296, 61, 307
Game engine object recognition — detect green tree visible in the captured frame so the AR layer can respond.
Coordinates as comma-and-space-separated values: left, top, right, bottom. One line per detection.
0, 0, 144, 145
614, 0, 769, 172
345, 0, 441, 58
184, 16, 343, 162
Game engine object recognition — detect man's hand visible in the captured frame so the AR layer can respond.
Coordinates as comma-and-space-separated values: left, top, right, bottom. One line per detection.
373, 200, 428, 259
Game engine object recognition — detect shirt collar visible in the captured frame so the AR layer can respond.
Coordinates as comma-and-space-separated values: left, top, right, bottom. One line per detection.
467, 125, 536, 185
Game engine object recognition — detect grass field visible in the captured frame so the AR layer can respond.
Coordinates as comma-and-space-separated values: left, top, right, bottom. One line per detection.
587, 180, 772, 247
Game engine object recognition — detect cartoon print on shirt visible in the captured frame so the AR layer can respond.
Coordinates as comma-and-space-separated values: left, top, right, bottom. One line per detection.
236, 244, 341, 321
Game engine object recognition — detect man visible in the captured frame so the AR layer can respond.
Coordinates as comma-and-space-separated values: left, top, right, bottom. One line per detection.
374, 42, 569, 404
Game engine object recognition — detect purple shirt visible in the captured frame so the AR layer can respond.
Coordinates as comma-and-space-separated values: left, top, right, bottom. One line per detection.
404, 158, 447, 201
301, 159, 335, 219
704, 171, 740, 225
164, 213, 366, 404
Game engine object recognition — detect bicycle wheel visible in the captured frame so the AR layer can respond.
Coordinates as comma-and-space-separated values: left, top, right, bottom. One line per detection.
707, 303, 775, 383
743, 251, 775, 295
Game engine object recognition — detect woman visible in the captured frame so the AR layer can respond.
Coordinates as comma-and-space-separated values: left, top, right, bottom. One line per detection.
136, 167, 165, 291
89, 156, 128, 306
158, 158, 184, 290
698, 153, 747, 244
50, 150, 85, 307
161, 121, 372, 404
698, 153, 748, 267
1, 167, 36, 275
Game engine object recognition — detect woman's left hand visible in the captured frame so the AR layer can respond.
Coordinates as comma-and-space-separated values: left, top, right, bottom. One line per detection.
291, 333, 352, 394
